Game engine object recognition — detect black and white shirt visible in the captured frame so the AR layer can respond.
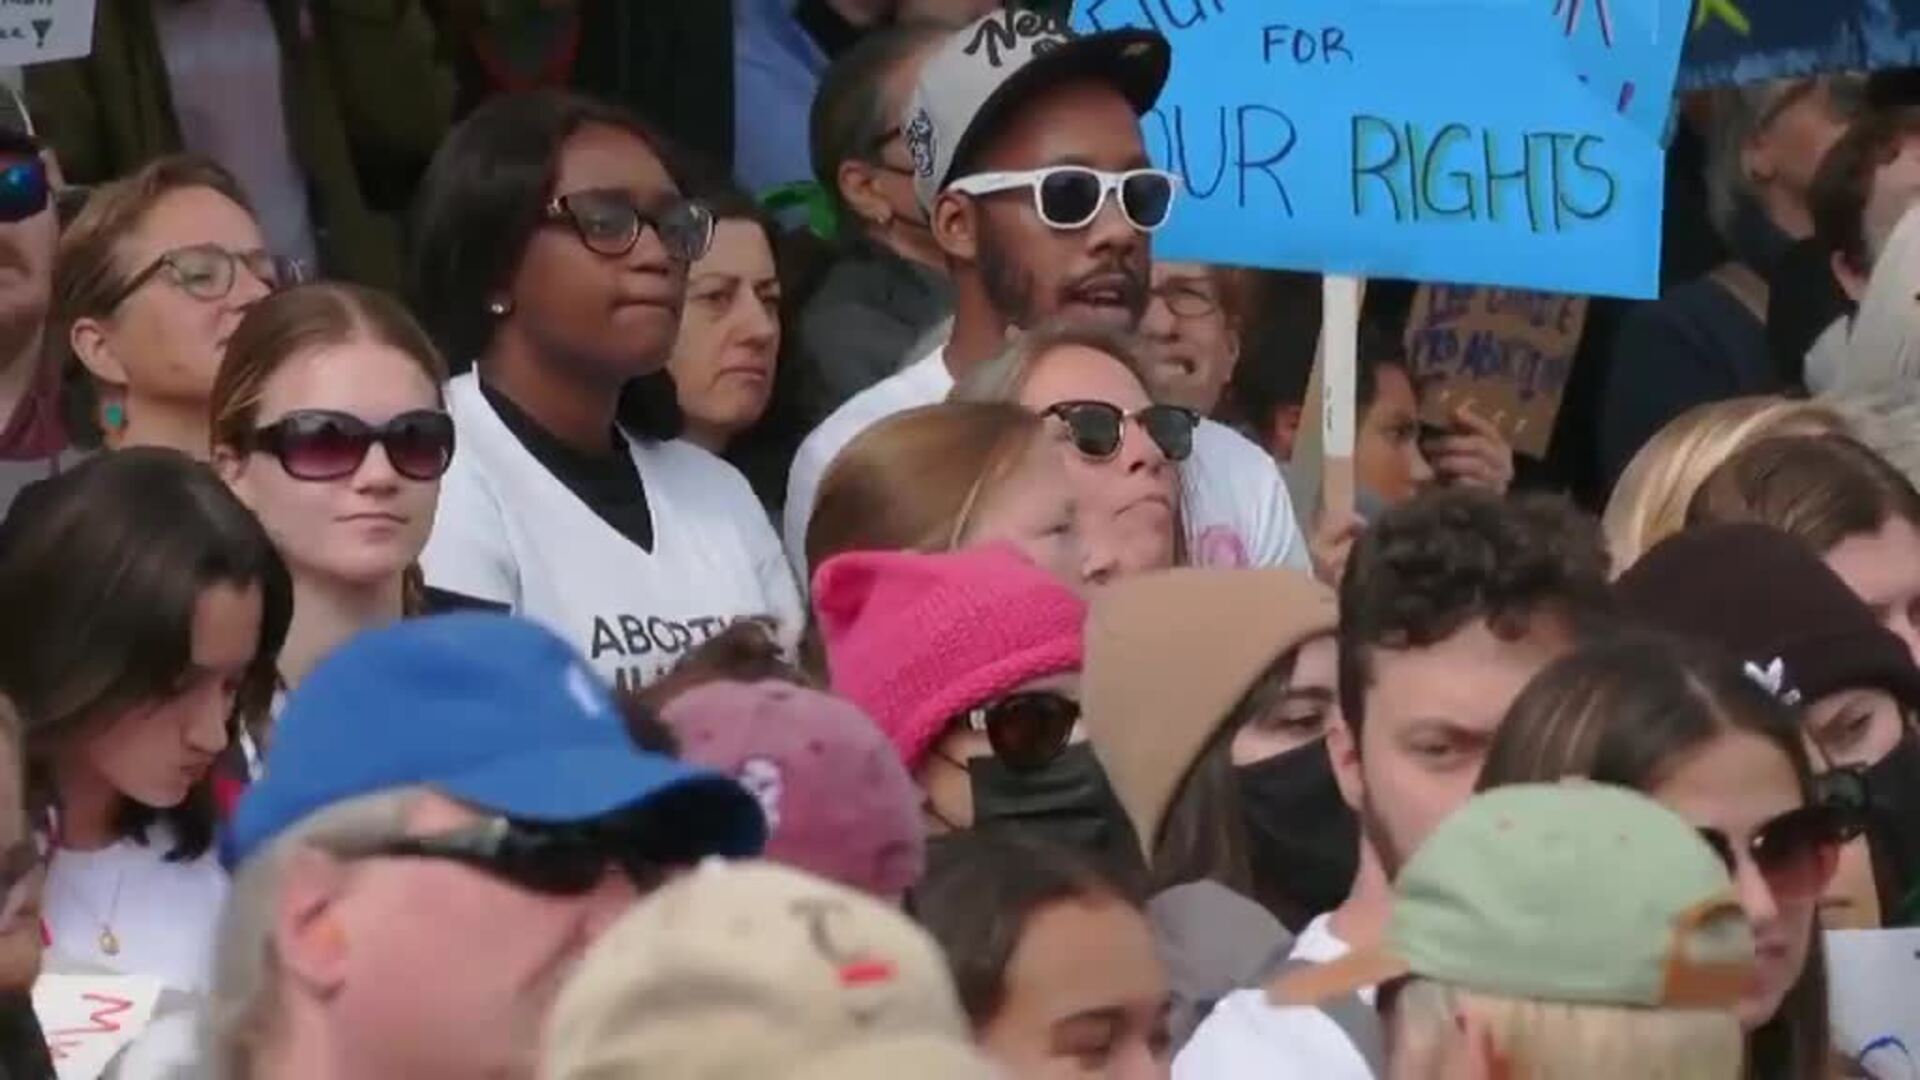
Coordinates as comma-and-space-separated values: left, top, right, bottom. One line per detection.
423, 374, 803, 693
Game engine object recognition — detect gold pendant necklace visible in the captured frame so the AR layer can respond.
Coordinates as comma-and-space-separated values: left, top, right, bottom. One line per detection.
53, 861, 127, 959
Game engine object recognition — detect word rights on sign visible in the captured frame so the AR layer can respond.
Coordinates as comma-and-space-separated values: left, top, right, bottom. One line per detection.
1072, 0, 1689, 299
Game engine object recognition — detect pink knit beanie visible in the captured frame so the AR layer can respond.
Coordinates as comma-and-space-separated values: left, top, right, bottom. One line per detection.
811, 545, 1086, 772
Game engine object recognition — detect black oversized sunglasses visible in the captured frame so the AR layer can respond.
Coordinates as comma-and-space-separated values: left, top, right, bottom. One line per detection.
960, 691, 1081, 772
542, 189, 714, 263
1045, 400, 1198, 463
250, 409, 455, 482
328, 815, 669, 896
1697, 775, 1867, 904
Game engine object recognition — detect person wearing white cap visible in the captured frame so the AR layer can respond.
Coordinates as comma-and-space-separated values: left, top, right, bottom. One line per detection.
782, 9, 1307, 583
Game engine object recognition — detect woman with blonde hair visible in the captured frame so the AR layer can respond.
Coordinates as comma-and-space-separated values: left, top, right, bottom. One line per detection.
806, 400, 1082, 588
952, 320, 1309, 581
1601, 396, 1844, 573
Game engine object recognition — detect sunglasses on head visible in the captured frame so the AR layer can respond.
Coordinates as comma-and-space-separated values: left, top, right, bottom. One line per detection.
0, 155, 47, 224
250, 409, 455, 482
1697, 795, 1866, 903
961, 691, 1080, 772
946, 166, 1179, 232
330, 814, 669, 896
542, 189, 714, 263
1045, 399, 1198, 463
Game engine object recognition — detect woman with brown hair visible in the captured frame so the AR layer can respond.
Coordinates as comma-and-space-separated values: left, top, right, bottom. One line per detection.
805, 400, 1082, 589
54, 154, 291, 456
211, 283, 453, 695
1690, 432, 1920, 665
0, 449, 291, 992
1479, 633, 1857, 1080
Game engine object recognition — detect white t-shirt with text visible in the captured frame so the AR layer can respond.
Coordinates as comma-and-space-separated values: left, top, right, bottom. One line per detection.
423, 374, 803, 692
1174, 914, 1374, 1079
781, 343, 1309, 582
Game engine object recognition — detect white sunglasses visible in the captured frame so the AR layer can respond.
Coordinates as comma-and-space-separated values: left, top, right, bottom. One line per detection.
945, 166, 1180, 232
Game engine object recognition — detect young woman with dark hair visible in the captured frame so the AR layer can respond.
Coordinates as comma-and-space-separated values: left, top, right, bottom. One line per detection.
211, 283, 451, 693
409, 91, 801, 695
0, 448, 290, 991
910, 830, 1173, 1080
1479, 633, 1854, 1080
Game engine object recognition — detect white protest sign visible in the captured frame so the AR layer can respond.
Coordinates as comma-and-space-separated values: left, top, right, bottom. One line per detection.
0, 0, 95, 67
1827, 929, 1920, 1078
32, 972, 164, 1080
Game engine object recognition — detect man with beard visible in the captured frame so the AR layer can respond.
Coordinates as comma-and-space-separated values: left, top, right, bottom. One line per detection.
0, 89, 72, 516
1174, 489, 1614, 1078
782, 8, 1308, 580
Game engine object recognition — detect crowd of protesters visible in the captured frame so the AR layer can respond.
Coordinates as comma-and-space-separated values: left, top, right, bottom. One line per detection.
0, 3, 1915, 1079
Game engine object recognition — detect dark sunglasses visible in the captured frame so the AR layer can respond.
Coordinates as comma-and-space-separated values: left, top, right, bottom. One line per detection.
542, 190, 714, 263
962, 691, 1081, 772
250, 409, 455, 482
947, 166, 1179, 232
0, 156, 48, 224
1698, 798, 1865, 903
106, 243, 295, 311
0, 831, 48, 935
1045, 399, 1199, 463
330, 815, 668, 896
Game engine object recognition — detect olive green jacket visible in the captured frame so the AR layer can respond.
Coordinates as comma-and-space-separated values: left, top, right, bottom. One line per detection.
25, 0, 455, 291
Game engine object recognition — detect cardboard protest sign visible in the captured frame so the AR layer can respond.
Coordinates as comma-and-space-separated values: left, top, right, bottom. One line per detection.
32, 972, 163, 1080
0, 0, 96, 66
1404, 284, 1588, 458
1071, 0, 1688, 298
1825, 928, 1920, 1078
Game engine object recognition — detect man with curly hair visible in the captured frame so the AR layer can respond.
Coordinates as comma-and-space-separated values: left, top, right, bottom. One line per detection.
1176, 489, 1615, 1079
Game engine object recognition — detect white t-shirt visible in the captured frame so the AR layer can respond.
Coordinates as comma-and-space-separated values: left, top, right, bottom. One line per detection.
42, 828, 228, 994
422, 374, 803, 693
781, 343, 1310, 582
1174, 914, 1374, 1079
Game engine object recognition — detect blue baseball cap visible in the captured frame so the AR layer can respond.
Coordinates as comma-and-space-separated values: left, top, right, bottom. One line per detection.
224, 613, 767, 868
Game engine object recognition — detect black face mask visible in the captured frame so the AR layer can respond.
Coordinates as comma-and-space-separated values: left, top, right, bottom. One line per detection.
1866, 731, 1920, 925
969, 743, 1141, 874
1236, 738, 1360, 927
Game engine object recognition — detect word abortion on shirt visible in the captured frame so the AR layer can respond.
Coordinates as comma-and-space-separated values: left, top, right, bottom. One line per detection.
589, 611, 781, 693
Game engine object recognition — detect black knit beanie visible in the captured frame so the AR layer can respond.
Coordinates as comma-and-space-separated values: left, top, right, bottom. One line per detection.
1615, 523, 1920, 708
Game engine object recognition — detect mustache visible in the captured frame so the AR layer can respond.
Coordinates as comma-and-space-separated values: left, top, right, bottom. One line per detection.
1063, 263, 1148, 306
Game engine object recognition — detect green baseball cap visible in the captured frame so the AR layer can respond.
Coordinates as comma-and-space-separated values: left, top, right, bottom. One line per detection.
1273, 783, 1755, 1009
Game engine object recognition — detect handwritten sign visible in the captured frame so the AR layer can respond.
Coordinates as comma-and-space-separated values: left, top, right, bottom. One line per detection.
1404, 284, 1588, 457
33, 973, 163, 1080
0, 0, 95, 66
1826, 929, 1920, 1078
1072, 0, 1688, 299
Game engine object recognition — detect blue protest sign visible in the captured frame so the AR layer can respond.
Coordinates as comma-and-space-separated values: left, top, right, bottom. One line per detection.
1072, 0, 1687, 299
1680, 0, 1920, 89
